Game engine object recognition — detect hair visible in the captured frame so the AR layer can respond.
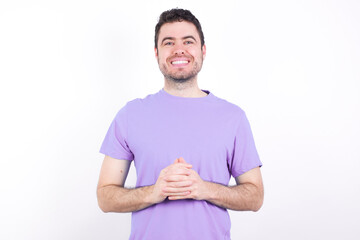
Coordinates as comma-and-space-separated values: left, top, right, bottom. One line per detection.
154, 8, 205, 49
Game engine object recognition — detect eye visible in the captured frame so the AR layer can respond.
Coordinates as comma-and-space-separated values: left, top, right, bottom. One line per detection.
184, 40, 194, 45
164, 42, 174, 46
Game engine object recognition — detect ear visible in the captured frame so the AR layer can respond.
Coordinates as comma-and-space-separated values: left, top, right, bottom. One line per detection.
202, 44, 206, 60
154, 47, 158, 58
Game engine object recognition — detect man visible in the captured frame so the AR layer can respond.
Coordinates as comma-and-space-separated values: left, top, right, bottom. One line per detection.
97, 8, 263, 240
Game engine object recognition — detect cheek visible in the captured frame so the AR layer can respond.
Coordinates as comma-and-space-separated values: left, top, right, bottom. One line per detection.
187, 48, 201, 59
158, 52, 170, 63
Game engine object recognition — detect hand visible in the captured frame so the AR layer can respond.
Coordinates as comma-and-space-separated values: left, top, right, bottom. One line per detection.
164, 158, 210, 201
149, 158, 192, 204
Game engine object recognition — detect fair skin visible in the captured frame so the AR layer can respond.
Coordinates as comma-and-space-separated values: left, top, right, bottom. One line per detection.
97, 156, 193, 212
155, 21, 207, 98
97, 21, 264, 213
97, 156, 263, 212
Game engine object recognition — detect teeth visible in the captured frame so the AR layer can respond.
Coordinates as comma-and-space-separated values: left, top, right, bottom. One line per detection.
172, 60, 188, 65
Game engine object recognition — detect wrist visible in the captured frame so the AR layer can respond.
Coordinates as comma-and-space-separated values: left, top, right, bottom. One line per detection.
143, 185, 155, 204
144, 185, 163, 205
202, 181, 216, 201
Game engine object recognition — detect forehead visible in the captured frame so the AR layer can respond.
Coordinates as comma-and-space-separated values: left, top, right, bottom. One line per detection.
158, 21, 200, 41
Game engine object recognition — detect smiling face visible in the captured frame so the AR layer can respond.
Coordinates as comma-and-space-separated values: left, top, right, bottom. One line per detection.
155, 21, 206, 83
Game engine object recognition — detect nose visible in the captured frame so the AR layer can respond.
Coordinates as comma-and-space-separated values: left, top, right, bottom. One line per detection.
173, 46, 185, 55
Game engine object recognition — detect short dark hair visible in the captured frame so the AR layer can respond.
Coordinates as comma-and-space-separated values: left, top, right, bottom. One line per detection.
154, 8, 205, 49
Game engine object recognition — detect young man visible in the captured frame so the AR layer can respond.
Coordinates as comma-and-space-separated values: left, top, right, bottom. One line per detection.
97, 8, 263, 240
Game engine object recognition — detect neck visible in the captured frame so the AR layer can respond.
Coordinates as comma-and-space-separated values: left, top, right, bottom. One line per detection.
163, 77, 207, 98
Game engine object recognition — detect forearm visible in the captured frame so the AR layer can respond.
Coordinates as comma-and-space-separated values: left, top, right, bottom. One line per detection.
204, 181, 264, 211
97, 184, 156, 213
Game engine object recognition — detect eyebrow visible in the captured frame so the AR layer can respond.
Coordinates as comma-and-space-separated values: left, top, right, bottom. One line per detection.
161, 35, 197, 45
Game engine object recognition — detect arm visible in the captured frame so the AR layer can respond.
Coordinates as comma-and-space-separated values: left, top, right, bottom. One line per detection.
205, 167, 263, 211
97, 155, 192, 213
96, 155, 152, 212
166, 166, 264, 211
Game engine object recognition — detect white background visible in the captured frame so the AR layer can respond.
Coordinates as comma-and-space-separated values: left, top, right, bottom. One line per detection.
1, 0, 359, 239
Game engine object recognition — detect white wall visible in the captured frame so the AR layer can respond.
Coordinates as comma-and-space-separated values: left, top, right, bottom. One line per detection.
1, 0, 359, 239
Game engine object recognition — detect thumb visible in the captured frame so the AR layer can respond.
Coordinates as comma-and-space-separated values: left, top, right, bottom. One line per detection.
177, 157, 186, 163
174, 157, 192, 168
174, 157, 186, 164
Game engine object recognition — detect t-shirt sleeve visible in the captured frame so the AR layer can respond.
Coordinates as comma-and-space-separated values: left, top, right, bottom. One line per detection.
99, 104, 134, 161
228, 111, 262, 178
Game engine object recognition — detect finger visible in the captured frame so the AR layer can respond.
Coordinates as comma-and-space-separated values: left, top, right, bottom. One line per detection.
167, 162, 192, 169
165, 168, 191, 176
165, 189, 191, 195
168, 194, 192, 200
163, 186, 192, 193
177, 157, 186, 163
165, 175, 189, 182
167, 180, 192, 188
173, 162, 192, 169
173, 158, 191, 167
163, 163, 190, 173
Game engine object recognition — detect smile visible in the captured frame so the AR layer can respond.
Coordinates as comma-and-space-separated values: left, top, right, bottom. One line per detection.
171, 60, 190, 65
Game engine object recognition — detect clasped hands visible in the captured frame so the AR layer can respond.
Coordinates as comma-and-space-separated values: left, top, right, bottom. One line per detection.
152, 157, 210, 203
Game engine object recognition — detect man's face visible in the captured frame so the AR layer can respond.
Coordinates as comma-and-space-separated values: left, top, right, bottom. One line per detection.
155, 21, 206, 83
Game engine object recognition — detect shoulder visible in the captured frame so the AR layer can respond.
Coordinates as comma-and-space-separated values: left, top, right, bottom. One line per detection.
114, 91, 160, 119
125, 91, 159, 109
210, 92, 246, 118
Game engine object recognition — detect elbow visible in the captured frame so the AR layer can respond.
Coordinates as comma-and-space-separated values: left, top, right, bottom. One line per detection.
248, 183, 264, 212
252, 188, 264, 212
97, 188, 111, 213
252, 199, 263, 212
98, 200, 110, 213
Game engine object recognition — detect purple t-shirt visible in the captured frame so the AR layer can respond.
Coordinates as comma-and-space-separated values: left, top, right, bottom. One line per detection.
100, 88, 262, 240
